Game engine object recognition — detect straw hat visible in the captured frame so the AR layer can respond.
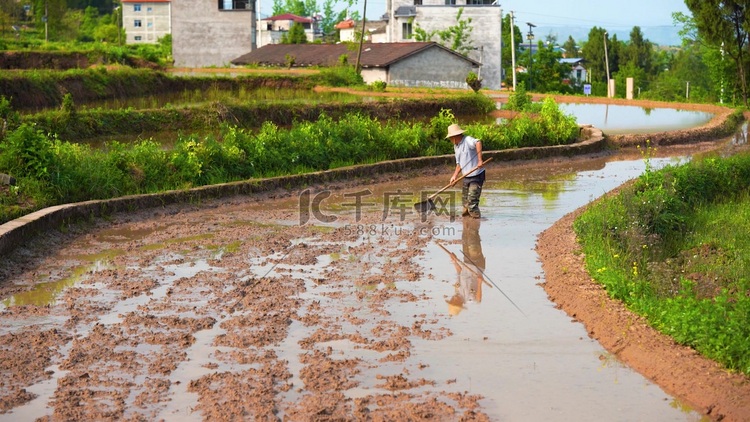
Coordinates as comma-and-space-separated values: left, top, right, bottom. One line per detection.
445, 123, 465, 139
446, 295, 465, 316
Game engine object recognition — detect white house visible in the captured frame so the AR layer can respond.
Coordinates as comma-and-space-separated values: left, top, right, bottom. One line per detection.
121, 0, 171, 44
385, 0, 502, 89
335, 19, 388, 43
257, 13, 320, 46
560, 58, 587, 85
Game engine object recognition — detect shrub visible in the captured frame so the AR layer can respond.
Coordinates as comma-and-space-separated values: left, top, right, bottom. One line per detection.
466, 71, 482, 93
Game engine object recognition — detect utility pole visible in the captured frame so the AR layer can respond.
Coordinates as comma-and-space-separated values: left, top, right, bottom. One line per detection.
604, 31, 611, 98
114, 5, 121, 45
498, 5, 502, 90
355, 0, 367, 74
510, 11, 516, 91
526, 22, 535, 91
44, 0, 48, 42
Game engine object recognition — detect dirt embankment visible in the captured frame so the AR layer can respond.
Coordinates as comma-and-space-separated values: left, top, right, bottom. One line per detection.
537, 137, 750, 422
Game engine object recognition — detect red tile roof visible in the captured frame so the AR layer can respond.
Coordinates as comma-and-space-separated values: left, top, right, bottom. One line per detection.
335, 19, 355, 29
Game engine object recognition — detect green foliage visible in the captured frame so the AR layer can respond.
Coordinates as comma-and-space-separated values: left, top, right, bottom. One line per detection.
413, 8, 474, 56
281, 22, 308, 44
502, 83, 533, 112
369, 80, 387, 92
465, 71, 482, 93
0, 96, 19, 139
314, 66, 364, 87
285, 54, 296, 69
0, 124, 56, 181
574, 150, 750, 375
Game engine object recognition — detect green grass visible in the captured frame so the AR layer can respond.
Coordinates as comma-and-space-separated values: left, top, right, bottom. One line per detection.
574, 150, 750, 375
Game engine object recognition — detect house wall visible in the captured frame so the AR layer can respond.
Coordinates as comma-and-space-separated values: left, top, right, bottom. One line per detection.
387, 1, 502, 89
387, 47, 477, 89
122, 1, 171, 44
361, 68, 388, 85
258, 20, 317, 45
172, 0, 256, 67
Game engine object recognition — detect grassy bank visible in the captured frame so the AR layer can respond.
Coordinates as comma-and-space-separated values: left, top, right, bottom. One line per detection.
15, 92, 497, 140
0, 96, 577, 225
574, 149, 750, 375
0, 67, 314, 112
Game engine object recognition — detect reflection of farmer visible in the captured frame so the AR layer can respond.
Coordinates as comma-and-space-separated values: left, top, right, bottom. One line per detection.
445, 218, 486, 316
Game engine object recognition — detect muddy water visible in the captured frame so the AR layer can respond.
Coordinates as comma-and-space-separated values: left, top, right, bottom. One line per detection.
1, 149, 724, 420
315, 154, 704, 421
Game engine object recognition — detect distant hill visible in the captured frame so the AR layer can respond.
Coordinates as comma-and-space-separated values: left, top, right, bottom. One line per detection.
535, 25, 683, 47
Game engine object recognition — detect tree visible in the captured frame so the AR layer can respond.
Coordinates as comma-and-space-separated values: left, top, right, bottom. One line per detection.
580, 27, 608, 84
32, 0, 68, 40
624, 26, 653, 74
414, 8, 474, 56
532, 40, 574, 94
281, 22, 308, 44
562, 36, 578, 58
272, 0, 315, 17
684, 0, 750, 105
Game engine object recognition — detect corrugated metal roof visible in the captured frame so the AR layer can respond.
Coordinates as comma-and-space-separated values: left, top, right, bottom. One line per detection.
232, 42, 481, 68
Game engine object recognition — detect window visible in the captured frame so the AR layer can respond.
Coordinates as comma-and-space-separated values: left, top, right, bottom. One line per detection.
414, 0, 422, 4
134, 20, 142, 27
402, 22, 412, 39
147, 7, 152, 12
218, 0, 254, 10
576, 69, 582, 81
445, 0, 456, 4
147, 21, 153, 28
134, 4, 141, 12
466, 0, 493, 4
135, 36, 142, 40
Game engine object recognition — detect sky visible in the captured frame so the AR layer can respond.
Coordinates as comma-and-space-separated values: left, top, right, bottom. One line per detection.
501, 0, 691, 29
257, 0, 692, 29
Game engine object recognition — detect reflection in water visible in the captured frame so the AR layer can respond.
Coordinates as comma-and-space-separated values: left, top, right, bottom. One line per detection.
733, 122, 749, 146
560, 103, 714, 135
440, 218, 486, 316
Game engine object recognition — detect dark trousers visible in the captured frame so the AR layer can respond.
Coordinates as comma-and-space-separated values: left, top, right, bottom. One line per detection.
462, 171, 485, 212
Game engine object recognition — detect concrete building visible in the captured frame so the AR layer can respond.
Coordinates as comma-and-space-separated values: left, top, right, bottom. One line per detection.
232, 42, 480, 88
121, 0, 171, 44
257, 13, 320, 46
386, 0, 502, 89
335, 19, 388, 43
171, 0, 257, 68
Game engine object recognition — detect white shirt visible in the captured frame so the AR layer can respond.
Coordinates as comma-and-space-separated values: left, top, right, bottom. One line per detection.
454, 135, 484, 177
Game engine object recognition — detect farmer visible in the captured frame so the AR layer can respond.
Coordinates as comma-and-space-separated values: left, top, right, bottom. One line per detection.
446, 123, 485, 218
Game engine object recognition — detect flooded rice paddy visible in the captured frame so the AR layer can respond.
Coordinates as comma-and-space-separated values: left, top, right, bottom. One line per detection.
559, 103, 715, 135
0, 145, 722, 420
